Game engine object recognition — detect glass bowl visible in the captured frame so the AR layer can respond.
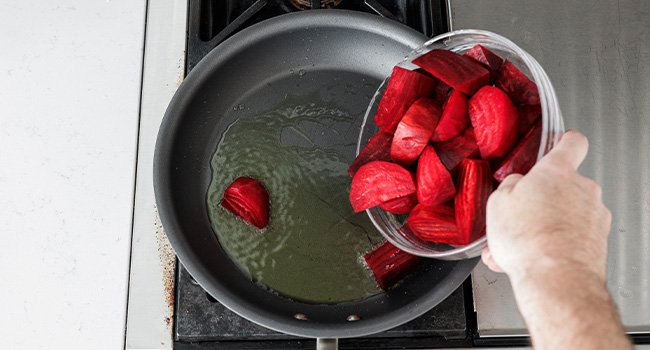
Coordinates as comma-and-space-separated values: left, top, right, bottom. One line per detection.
357, 29, 565, 260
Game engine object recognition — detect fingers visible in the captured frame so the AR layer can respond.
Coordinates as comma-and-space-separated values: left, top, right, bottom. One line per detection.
481, 247, 504, 273
497, 174, 523, 193
543, 130, 589, 170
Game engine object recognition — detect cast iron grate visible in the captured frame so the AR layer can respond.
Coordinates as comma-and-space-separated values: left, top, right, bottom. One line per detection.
186, 0, 449, 71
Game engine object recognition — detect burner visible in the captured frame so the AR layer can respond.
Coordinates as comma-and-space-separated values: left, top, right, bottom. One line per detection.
287, 0, 342, 10
187, 0, 450, 70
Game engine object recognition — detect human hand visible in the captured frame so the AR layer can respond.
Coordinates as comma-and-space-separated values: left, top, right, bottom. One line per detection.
482, 131, 611, 283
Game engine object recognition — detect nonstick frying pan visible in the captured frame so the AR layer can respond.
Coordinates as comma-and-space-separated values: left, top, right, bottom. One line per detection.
154, 9, 478, 345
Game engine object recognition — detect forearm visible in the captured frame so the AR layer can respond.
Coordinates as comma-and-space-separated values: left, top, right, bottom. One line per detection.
511, 268, 632, 350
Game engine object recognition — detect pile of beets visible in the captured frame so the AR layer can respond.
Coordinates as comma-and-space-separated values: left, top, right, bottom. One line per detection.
350, 45, 543, 273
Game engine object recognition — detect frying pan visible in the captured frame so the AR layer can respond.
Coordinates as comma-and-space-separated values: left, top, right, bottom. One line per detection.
154, 9, 478, 346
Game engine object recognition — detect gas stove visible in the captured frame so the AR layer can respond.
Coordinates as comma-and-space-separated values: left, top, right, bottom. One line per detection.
171, 1, 475, 349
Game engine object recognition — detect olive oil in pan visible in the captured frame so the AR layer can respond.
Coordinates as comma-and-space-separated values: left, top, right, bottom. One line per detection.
207, 96, 384, 304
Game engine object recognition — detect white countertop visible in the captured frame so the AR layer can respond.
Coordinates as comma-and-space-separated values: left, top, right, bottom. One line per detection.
0, 1, 146, 348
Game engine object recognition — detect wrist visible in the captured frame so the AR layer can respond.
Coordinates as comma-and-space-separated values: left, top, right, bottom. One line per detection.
506, 262, 631, 350
506, 256, 606, 288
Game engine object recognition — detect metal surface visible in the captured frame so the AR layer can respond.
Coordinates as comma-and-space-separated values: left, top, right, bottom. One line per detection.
155, 9, 479, 339
449, 0, 650, 337
125, 0, 188, 348
316, 338, 338, 350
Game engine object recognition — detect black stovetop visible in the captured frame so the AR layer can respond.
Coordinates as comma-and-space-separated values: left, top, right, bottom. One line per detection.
186, 0, 449, 71
175, 1, 474, 349
175, 266, 471, 349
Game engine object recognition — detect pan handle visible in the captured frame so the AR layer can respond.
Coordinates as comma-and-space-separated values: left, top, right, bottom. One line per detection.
316, 338, 338, 350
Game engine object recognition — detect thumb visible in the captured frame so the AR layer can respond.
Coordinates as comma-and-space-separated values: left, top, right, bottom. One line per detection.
542, 130, 589, 170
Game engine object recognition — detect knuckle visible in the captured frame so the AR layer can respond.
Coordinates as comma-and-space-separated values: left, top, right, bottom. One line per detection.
603, 207, 612, 223
582, 178, 602, 197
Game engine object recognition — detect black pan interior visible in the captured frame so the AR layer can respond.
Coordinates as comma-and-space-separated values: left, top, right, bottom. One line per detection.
154, 10, 478, 339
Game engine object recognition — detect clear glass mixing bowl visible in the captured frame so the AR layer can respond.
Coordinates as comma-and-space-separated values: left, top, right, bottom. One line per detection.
357, 29, 565, 260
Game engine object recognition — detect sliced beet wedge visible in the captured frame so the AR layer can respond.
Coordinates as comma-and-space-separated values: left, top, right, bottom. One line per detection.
494, 121, 543, 182
363, 240, 421, 290
416, 145, 455, 206
349, 161, 416, 213
517, 104, 542, 137
431, 90, 469, 142
455, 159, 492, 244
433, 127, 480, 171
374, 66, 437, 133
390, 97, 441, 166
464, 44, 503, 81
496, 60, 540, 105
348, 131, 393, 177
407, 204, 465, 245
221, 177, 270, 229
412, 49, 490, 95
468, 86, 519, 159
432, 79, 452, 106
379, 194, 418, 214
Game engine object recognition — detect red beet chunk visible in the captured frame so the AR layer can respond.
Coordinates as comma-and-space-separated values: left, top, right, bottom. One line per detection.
348, 132, 393, 177
494, 121, 543, 182
432, 79, 452, 106
407, 204, 466, 245
517, 104, 542, 136
434, 127, 480, 171
349, 161, 416, 212
416, 146, 455, 206
390, 98, 441, 166
363, 240, 420, 290
431, 90, 469, 142
455, 159, 492, 244
374, 66, 437, 133
379, 194, 417, 214
469, 86, 519, 159
412, 49, 490, 95
464, 44, 503, 81
496, 61, 540, 105
221, 177, 270, 229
